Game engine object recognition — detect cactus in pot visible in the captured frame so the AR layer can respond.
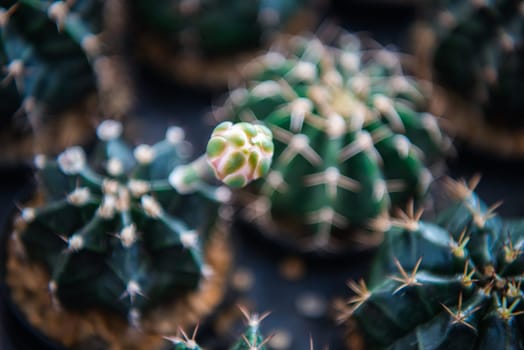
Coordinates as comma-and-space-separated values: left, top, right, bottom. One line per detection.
412, 0, 524, 156
339, 176, 524, 349
0, 0, 131, 161
215, 31, 450, 252
127, 0, 316, 88
6, 120, 273, 350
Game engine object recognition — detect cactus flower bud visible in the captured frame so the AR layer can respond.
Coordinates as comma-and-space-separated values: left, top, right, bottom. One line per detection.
207, 122, 274, 188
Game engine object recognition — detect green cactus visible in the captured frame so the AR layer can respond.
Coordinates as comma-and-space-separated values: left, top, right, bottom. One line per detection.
0, 32, 22, 129
15, 120, 272, 325
129, 0, 306, 57
0, 0, 128, 129
431, 0, 524, 129
166, 309, 270, 350
340, 176, 524, 349
216, 32, 450, 248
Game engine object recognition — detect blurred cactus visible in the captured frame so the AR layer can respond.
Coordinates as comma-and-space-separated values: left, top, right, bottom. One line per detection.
129, 0, 306, 56
216, 31, 449, 249
340, 176, 524, 349
15, 120, 248, 324
0, 0, 130, 159
412, 0, 524, 155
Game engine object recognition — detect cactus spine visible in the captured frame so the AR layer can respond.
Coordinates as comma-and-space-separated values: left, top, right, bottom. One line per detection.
340, 176, 524, 349
217, 31, 449, 249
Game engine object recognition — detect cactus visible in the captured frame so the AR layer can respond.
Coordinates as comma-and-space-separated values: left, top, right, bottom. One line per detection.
166, 309, 270, 350
13, 120, 272, 332
415, 0, 524, 155
127, 0, 313, 87
0, 0, 130, 156
340, 176, 524, 349
215, 32, 449, 249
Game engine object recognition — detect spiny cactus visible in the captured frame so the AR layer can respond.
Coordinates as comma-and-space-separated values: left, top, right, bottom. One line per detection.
14, 120, 272, 327
216, 31, 449, 249
166, 309, 271, 350
417, 0, 524, 154
340, 176, 524, 349
0, 0, 129, 137
130, 0, 306, 56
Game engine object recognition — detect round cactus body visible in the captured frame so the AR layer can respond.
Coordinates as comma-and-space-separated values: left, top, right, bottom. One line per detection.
15, 120, 232, 324
207, 121, 274, 188
217, 32, 449, 248
129, 0, 305, 56
341, 177, 524, 349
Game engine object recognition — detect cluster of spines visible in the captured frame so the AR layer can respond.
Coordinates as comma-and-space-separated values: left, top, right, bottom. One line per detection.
217, 31, 449, 248
339, 176, 524, 349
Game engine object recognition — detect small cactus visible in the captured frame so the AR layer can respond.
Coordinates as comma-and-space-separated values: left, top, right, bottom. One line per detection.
14, 120, 270, 329
216, 31, 449, 249
340, 176, 524, 349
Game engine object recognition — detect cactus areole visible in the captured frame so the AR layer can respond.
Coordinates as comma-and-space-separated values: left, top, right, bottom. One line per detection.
12, 120, 242, 325
217, 32, 449, 251
341, 177, 524, 349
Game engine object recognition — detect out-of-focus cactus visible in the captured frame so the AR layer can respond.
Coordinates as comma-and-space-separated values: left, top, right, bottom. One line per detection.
413, 0, 524, 156
339, 176, 524, 349
216, 31, 450, 250
0, 0, 131, 159
9, 120, 272, 349
128, 0, 315, 87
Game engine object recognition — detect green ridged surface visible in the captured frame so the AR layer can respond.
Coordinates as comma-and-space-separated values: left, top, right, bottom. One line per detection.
218, 33, 449, 246
432, 0, 524, 128
130, 0, 304, 55
0, 0, 102, 116
347, 178, 524, 349
17, 121, 227, 321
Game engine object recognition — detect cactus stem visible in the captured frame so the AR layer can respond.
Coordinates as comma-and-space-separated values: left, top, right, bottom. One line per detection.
389, 257, 423, 294
271, 127, 321, 166
242, 333, 274, 350
338, 131, 375, 162
263, 171, 287, 193
441, 292, 479, 332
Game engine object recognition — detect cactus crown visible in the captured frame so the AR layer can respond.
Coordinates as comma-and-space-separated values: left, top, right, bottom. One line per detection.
16, 120, 231, 323
217, 31, 449, 248
130, 0, 305, 55
0, 0, 105, 117
342, 176, 524, 349
432, 0, 524, 127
